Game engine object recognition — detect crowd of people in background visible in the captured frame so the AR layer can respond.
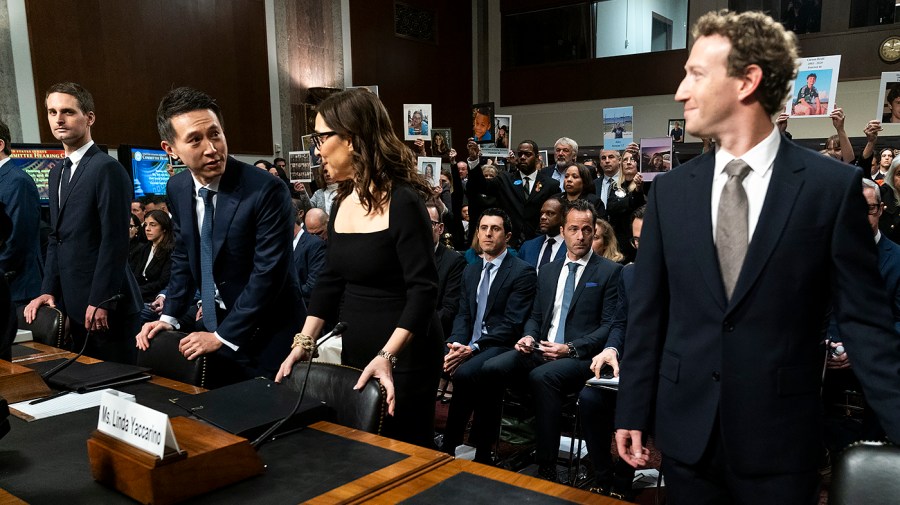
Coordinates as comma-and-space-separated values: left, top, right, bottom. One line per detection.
2, 10, 900, 500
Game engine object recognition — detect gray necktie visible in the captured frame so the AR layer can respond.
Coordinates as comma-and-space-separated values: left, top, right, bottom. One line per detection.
716, 159, 752, 300
472, 262, 495, 343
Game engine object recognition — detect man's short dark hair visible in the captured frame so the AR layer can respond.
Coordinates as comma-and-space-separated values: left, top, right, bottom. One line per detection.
0, 119, 11, 156
887, 84, 900, 105
274, 157, 286, 165
292, 196, 312, 226
518, 140, 539, 154
632, 204, 646, 222
478, 208, 512, 234
157, 87, 224, 142
806, 73, 817, 81
132, 199, 145, 210
564, 198, 598, 225
45, 82, 95, 114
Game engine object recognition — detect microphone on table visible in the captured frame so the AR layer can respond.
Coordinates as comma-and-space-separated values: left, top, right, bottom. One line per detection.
42, 294, 125, 381
252, 322, 348, 448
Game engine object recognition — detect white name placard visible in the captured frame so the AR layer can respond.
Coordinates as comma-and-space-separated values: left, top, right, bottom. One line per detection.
97, 390, 180, 459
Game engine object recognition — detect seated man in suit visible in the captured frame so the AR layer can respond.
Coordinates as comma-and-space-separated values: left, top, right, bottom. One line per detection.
291, 196, 326, 308
481, 199, 622, 480
579, 205, 644, 499
442, 208, 536, 460
427, 203, 466, 340
518, 197, 566, 273
823, 179, 900, 448
135, 87, 305, 386
467, 140, 560, 248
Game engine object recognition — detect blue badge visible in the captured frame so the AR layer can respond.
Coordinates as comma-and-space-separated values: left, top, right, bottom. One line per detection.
585, 282, 598, 287
513, 179, 522, 185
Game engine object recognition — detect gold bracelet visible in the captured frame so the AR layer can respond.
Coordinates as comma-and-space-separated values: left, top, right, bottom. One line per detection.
292, 333, 315, 351
377, 349, 397, 368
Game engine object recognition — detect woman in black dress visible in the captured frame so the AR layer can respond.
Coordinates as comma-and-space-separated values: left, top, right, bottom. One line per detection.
276, 88, 441, 447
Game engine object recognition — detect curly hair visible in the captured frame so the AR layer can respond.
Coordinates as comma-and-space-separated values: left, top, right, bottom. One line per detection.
315, 89, 431, 213
693, 10, 798, 116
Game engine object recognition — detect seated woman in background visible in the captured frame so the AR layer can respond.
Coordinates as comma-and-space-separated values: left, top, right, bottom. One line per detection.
592, 218, 625, 264
129, 210, 174, 308
560, 163, 605, 219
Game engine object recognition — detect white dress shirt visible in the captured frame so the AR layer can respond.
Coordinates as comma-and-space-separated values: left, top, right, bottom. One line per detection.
57, 140, 94, 199
711, 126, 781, 244
547, 250, 592, 343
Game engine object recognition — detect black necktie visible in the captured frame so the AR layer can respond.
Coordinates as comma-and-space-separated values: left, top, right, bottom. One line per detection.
199, 188, 218, 332
523, 175, 531, 195
538, 237, 555, 268
60, 157, 72, 200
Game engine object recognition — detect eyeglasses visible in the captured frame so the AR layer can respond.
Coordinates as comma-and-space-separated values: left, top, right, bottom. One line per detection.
311, 131, 339, 149
868, 203, 883, 215
431, 220, 442, 227
129, 225, 138, 229
631, 236, 640, 247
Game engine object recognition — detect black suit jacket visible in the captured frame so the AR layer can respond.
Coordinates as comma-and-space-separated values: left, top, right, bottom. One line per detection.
434, 242, 466, 339
467, 165, 560, 248
164, 156, 305, 375
42, 144, 141, 323
0, 160, 42, 305
524, 253, 621, 358
128, 242, 172, 303
616, 139, 900, 475
449, 251, 536, 349
293, 230, 326, 306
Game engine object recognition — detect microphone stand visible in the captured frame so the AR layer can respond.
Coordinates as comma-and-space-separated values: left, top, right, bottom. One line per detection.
41, 294, 125, 381
252, 322, 347, 448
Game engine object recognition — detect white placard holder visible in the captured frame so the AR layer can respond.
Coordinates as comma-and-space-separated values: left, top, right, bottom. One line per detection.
96, 390, 180, 459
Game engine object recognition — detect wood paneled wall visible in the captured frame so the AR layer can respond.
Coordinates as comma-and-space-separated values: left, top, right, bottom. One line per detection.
26, 0, 272, 154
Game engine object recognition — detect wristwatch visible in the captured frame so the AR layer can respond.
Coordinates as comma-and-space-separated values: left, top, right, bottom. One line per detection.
377, 349, 397, 368
566, 343, 578, 359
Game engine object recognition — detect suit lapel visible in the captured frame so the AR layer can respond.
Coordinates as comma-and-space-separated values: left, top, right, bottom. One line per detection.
687, 153, 728, 312
512, 172, 527, 202
59, 145, 97, 213
541, 260, 564, 336
485, 254, 513, 314
211, 158, 242, 259
879, 238, 890, 272
728, 141, 804, 310
569, 254, 598, 309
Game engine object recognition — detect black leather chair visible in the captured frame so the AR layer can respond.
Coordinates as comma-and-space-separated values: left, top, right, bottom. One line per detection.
136, 330, 208, 387
285, 362, 386, 435
16, 305, 65, 347
830, 440, 900, 505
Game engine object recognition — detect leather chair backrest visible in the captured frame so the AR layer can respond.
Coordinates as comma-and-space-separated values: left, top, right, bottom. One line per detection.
17, 306, 64, 347
136, 330, 207, 387
286, 362, 386, 434
830, 441, 900, 505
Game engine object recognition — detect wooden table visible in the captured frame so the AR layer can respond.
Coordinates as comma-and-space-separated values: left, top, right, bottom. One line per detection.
364, 458, 624, 504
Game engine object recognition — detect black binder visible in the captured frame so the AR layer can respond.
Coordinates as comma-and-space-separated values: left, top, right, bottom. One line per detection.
169, 377, 330, 439
26, 359, 152, 392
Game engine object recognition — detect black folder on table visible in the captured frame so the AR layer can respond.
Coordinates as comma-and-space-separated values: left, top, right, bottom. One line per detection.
169, 377, 330, 439
26, 359, 152, 393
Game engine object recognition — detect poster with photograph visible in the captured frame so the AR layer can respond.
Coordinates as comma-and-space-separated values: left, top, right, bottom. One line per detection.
603, 106, 633, 150
639, 137, 673, 182
431, 128, 452, 157
348, 85, 379, 97
876, 72, 900, 126
539, 150, 549, 169
404, 104, 432, 141
668, 119, 685, 143
472, 102, 495, 144
786, 55, 841, 118
417, 156, 442, 186
288, 151, 312, 183
300, 134, 321, 168
495, 115, 512, 150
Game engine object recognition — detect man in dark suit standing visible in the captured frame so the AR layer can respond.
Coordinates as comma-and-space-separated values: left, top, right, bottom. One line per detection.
25, 83, 141, 363
135, 87, 305, 384
441, 208, 536, 460
0, 119, 43, 307
481, 199, 621, 481
615, 11, 900, 503
518, 197, 566, 273
467, 140, 560, 248
291, 196, 325, 308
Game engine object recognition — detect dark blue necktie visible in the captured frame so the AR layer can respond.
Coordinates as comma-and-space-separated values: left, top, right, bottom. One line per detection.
471, 262, 495, 343
538, 237, 555, 268
199, 187, 218, 332
554, 262, 580, 343
60, 157, 72, 201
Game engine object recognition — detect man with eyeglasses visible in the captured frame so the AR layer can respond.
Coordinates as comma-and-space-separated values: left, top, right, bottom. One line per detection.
427, 203, 465, 342
466, 140, 560, 248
